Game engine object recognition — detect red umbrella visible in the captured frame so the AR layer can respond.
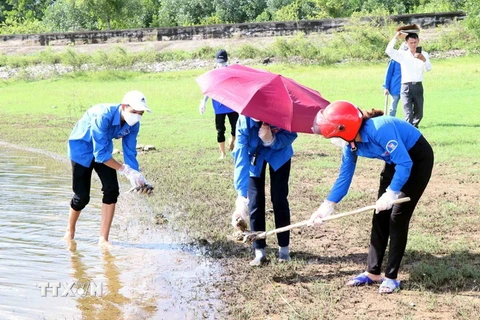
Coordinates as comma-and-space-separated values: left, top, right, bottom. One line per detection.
196, 64, 330, 133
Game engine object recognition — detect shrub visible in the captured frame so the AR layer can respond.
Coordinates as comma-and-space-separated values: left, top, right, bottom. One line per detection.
235, 44, 264, 59
59, 49, 90, 70
463, 0, 480, 40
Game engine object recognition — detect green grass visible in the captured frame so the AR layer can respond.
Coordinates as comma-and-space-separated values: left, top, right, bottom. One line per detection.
2, 54, 480, 319
2, 56, 479, 158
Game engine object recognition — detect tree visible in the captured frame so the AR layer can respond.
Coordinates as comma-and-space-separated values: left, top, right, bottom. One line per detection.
155, 0, 215, 26
42, 0, 146, 31
71, 0, 144, 29
213, 0, 267, 23
0, 0, 50, 34
414, 0, 466, 12
42, 0, 98, 32
274, 0, 324, 21
358, 0, 408, 15
4, 0, 51, 21
81, 0, 124, 29
142, 0, 161, 27
0, 0, 13, 23
464, 0, 480, 38
266, 0, 294, 12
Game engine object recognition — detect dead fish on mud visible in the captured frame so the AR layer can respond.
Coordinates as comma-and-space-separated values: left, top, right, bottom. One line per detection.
126, 184, 154, 194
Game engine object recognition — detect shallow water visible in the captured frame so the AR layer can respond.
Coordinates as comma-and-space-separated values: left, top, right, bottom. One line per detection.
0, 146, 222, 319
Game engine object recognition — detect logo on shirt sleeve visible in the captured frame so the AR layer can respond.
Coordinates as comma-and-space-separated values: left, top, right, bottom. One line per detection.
385, 140, 398, 154
117, 128, 130, 139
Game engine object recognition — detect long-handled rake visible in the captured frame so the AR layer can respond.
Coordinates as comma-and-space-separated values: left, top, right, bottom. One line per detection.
384, 94, 389, 115
239, 197, 411, 243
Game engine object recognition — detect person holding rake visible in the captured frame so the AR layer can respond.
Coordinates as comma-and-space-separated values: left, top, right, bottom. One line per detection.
309, 100, 434, 294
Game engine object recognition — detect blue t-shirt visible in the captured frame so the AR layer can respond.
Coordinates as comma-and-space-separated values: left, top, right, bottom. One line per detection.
327, 116, 421, 203
383, 59, 402, 95
68, 103, 140, 170
233, 116, 297, 198
212, 99, 235, 114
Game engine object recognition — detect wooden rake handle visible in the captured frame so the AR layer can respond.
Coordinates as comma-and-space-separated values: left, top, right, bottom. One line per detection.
253, 197, 411, 240
384, 94, 389, 115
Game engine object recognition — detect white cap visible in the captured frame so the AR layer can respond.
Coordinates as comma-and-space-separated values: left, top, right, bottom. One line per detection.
121, 90, 151, 113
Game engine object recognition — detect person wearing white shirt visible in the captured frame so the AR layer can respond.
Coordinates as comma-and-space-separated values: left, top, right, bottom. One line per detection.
385, 32, 432, 128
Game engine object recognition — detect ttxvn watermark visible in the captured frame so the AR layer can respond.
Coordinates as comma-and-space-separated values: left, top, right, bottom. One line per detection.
37, 281, 103, 297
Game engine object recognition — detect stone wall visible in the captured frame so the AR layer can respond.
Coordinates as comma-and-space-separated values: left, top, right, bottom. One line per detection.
1, 11, 466, 47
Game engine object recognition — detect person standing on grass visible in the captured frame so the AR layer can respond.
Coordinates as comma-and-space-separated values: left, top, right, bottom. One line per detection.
199, 49, 239, 159
231, 116, 297, 266
65, 90, 151, 248
309, 100, 434, 294
383, 58, 402, 117
386, 31, 432, 127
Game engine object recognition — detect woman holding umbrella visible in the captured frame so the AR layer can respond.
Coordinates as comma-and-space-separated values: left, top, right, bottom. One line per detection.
309, 101, 434, 293
231, 116, 297, 266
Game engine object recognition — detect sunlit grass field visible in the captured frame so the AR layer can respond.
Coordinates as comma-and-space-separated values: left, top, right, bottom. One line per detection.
2, 55, 479, 156
1, 55, 479, 319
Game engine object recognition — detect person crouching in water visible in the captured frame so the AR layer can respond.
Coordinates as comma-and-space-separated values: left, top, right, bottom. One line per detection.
309, 100, 434, 294
65, 90, 151, 248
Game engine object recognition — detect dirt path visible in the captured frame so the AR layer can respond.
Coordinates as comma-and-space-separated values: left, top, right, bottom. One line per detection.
0, 27, 444, 57
0, 36, 279, 56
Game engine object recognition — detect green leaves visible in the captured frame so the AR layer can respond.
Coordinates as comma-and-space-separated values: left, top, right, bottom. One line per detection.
0, 0, 476, 33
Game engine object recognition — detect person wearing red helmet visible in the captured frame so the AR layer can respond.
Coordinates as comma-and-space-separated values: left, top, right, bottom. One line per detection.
310, 100, 434, 294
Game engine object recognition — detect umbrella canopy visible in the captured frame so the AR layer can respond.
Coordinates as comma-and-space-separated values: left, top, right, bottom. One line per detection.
196, 64, 330, 133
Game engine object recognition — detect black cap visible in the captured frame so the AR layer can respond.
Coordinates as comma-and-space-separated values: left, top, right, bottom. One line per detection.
215, 49, 228, 63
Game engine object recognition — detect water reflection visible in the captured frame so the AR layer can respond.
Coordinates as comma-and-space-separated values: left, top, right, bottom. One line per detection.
0, 146, 222, 319
69, 246, 148, 319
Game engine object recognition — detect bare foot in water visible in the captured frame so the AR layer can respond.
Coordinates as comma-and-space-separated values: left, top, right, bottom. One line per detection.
63, 229, 75, 240
98, 237, 113, 250
65, 239, 77, 251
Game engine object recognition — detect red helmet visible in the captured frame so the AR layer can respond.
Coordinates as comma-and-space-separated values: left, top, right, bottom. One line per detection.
312, 100, 363, 141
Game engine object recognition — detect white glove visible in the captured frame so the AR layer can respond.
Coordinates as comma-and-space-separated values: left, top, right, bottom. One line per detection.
375, 188, 400, 213
119, 164, 147, 188
231, 196, 248, 230
309, 200, 335, 226
198, 98, 206, 115
258, 123, 274, 146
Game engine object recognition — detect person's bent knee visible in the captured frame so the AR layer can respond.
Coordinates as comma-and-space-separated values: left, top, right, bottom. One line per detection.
102, 190, 119, 204
71, 195, 89, 211
217, 133, 226, 143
